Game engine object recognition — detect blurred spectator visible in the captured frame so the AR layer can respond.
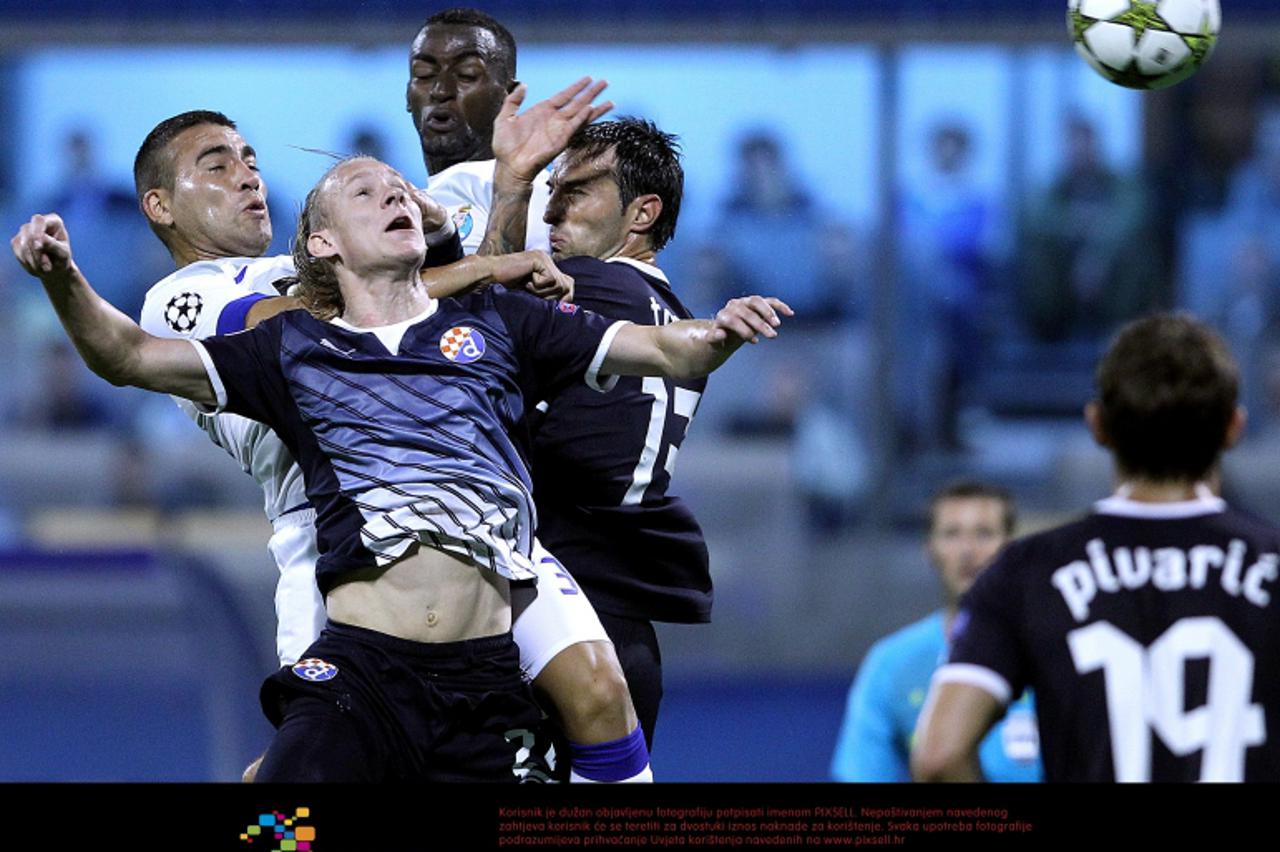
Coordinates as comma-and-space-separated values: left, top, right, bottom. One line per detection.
723, 131, 813, 217
44, 129, 136, 219
1019, 116, 1158, 342
18, 341, 115, 432
1177, 102, 1280, 419
715, 129, 848, 320
898, 122, 1000, 450
346, 122, 389, 162
39, 128, 157, 321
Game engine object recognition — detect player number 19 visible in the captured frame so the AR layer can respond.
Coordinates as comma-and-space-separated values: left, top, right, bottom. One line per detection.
1068, 617, 1265, 781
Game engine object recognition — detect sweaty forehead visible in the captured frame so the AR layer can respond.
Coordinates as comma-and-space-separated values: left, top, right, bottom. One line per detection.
169, 123, 245, 165
412, 24, 501, 66
318, 159, 405, 207
552, 151, 615, 187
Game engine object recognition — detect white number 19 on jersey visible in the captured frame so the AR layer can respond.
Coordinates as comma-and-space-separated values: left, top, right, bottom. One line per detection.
1068, 616, 1265, 781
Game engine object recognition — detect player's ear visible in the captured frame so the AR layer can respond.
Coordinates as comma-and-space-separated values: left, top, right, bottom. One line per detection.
1224, 405, 1248, 450
142, 187, 173, 228
307, 228, 339, 260
1084, 400, 1110, 448
627, 194, 663, 236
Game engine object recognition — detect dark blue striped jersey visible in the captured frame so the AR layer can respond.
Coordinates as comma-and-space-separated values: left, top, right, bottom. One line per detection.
941, 491, 1280, 782
530, 257, 711, 623
193, 287, 625, 595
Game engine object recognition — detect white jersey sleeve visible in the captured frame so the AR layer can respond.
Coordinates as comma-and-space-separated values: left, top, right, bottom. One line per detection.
139, 256, 309, 524
427, 158, 552, 255
142, 255, 323, 666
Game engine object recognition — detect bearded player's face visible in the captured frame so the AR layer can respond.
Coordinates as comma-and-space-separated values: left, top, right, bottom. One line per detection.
407, 24, 510, 170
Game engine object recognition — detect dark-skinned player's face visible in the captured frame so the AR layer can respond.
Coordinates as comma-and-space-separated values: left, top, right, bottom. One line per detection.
406, 24, 511, 170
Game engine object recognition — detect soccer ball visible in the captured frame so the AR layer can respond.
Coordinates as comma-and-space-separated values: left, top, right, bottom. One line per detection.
1068, 0, 1221, 90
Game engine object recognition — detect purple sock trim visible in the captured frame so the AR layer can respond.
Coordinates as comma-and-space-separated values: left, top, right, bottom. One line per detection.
569, 726, 650, 782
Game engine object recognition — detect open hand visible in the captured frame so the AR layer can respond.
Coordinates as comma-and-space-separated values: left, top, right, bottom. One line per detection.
492, 78, 614, 183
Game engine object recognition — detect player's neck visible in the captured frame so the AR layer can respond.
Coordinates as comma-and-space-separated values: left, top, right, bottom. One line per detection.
612, 237, 657, 266
942, 604, 959, 634
1114, 476, 1219, 503
337, 266, 432, 328
170, 239, 259, 268
425, 146, 494, 177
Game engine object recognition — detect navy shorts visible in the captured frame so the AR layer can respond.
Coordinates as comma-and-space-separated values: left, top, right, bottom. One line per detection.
255, 621, 544, 782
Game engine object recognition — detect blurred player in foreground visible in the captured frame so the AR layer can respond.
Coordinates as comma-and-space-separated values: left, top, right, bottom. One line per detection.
913, 314, 1280, 782
830, 482, 1041, 782
12, 155, 791, 781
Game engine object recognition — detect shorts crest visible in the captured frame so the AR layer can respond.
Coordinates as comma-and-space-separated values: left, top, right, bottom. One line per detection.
292, 658, 339, 682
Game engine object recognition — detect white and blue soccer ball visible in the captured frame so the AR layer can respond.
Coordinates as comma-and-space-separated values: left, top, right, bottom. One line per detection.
1068, 0, 1221, 90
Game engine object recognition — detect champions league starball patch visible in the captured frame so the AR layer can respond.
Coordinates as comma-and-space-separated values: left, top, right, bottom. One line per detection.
439, 326, 486, 363
291, 658, 339, 682
164, 291, 203, 333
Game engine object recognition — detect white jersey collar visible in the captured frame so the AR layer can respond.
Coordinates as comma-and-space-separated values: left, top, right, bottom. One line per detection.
1093, 483, 1226, 519
330, 300, 438, 355
605, 256, 668, 283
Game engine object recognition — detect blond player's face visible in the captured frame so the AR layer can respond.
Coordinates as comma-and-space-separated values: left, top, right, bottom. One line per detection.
315, 159, 425, 274
927, 497, 1009, 605
166, 123, 271, 257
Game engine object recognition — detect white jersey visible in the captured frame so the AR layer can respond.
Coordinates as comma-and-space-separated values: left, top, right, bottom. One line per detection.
140, 256, 307, 523
427, 158, 552, 255
141, 255, 323, 666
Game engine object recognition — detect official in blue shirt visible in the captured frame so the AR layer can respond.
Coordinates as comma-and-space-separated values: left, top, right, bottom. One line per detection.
831, 482, 1042, 782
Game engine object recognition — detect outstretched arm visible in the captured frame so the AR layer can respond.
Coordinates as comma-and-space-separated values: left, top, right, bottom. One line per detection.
11, 213, 217, 405
602, 296, 793, 380
420, 250, 574, 302
480, 77, 613, 258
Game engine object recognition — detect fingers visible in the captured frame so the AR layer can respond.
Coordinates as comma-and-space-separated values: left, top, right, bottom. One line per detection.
584, 101, 615, 125
714, 295, 788, 344
562, 80, 609, 122
526, 253, 574, 301
765, 297, 795, 317
544, 76, 594, 108
411, 187, 449, 232
499, 83, 528, 118
11, 213, 71, 276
